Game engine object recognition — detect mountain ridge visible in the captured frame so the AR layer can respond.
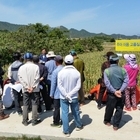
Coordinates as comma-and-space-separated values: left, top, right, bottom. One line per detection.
0, 21, 138, 39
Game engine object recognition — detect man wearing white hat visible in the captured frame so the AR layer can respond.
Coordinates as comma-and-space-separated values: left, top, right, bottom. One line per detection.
58, 55, 83, 137
45, 51, 57, 110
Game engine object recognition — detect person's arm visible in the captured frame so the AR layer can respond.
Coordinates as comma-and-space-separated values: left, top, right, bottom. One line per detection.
32, 67, 40, 89
40, 66, 48, 81
7, 65, 12, 79
119, 69, 129, 92
18, 67, 28, 89
68, 76, 81, 97
104, 70, 116, 93
57, 73, 67, 97
50, 70, 57, 98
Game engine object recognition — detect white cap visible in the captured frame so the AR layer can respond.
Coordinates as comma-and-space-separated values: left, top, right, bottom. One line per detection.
64, 55, 74, 64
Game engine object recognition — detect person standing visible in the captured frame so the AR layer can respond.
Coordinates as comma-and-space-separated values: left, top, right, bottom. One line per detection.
97, 51, 114, 109
70, 50, 85, 106
32, 55, 49, 112
58, 55, 83, 137
45, 51, 57, 110
18, 52, 41, 126
9, 52, 23, 115
123, 54, 139, 111
50, 55, 63, 127
39, 48, 48, 64
103, 54, 128, 131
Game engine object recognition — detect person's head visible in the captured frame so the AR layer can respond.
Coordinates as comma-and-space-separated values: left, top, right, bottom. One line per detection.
41, 48, 47, 55
33, 55, 39, 64
124, 53, 137, 67
46, 51, 56, 60
13, 52, 21, 61
64, 55, 74, 65
54, 55, 63, 66
24, 52, 33, 61
97, 78, 102, 84
20, 55, 24, 63
109, 54, 119, 64
70, 50, 77, 58
104, 51, 115, 61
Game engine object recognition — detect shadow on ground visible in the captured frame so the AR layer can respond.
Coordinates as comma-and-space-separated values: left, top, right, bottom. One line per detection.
119, 111, 133, 128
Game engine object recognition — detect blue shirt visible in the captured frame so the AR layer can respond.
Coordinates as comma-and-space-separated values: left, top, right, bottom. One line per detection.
45, 60, 57, 82
50, 65, 63, 99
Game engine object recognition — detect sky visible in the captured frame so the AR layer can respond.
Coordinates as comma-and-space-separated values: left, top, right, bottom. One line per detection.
0, 0, 140, 36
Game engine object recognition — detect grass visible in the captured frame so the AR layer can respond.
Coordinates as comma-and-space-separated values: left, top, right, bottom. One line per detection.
0, 135, 42, 140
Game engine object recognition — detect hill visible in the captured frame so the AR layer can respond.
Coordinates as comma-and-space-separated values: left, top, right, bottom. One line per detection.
0, 21, 25, 31
0, 21, 138, 39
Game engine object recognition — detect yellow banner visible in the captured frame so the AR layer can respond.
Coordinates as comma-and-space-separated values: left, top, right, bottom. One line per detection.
115, 39, 140, 51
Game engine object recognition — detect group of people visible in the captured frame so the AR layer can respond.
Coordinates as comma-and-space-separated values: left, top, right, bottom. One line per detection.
0, 49, 139, 135
89, 51, 139, 131
0, 48, 85, 137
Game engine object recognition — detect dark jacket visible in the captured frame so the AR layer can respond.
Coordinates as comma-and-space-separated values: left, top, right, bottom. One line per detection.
38, 63, 48, 85
0, 65, 4, 86
39, 54, 47, 64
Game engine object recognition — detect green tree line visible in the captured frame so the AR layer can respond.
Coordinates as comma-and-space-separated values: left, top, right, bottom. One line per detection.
0, 23, 112, 66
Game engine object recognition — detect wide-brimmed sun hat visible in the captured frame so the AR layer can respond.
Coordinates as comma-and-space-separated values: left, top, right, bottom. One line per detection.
46, 51, 56, 58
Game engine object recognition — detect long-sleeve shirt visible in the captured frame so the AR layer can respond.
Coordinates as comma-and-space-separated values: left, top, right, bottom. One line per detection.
124, 64, 139, 87
58, 65, 81, 99
45, 60, 57, 82
50, 65, 63, 99
73, 56, 85, 82
18, 61, 40, 92
38, 63, 48, 85
2, 83, 14, 108
104, 64, 129, 94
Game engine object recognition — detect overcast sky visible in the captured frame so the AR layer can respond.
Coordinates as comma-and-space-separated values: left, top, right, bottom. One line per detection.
0, 0, 140, 36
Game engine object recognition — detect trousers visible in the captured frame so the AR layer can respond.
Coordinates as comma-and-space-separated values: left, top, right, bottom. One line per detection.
22, 92, 39, 122
104, 93, 125, 127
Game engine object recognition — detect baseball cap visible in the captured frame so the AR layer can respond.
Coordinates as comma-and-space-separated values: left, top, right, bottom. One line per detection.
64, 55, 74, 64
54, 55, 63, 62
70, 50, 77, 56
24, 52, 33, 60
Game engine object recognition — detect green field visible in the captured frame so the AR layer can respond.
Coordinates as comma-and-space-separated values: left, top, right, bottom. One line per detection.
3, 42, 140, 94
79, 44, 140, 93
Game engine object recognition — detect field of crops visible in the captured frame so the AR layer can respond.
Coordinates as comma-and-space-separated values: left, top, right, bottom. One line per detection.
79, 49, 140, 94
2, 42, 140, 94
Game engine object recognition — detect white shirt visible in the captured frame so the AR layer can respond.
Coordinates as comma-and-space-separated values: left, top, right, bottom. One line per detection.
58, 65, 81, 99
18, 61, 40, 92
2, 83, 14, 108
